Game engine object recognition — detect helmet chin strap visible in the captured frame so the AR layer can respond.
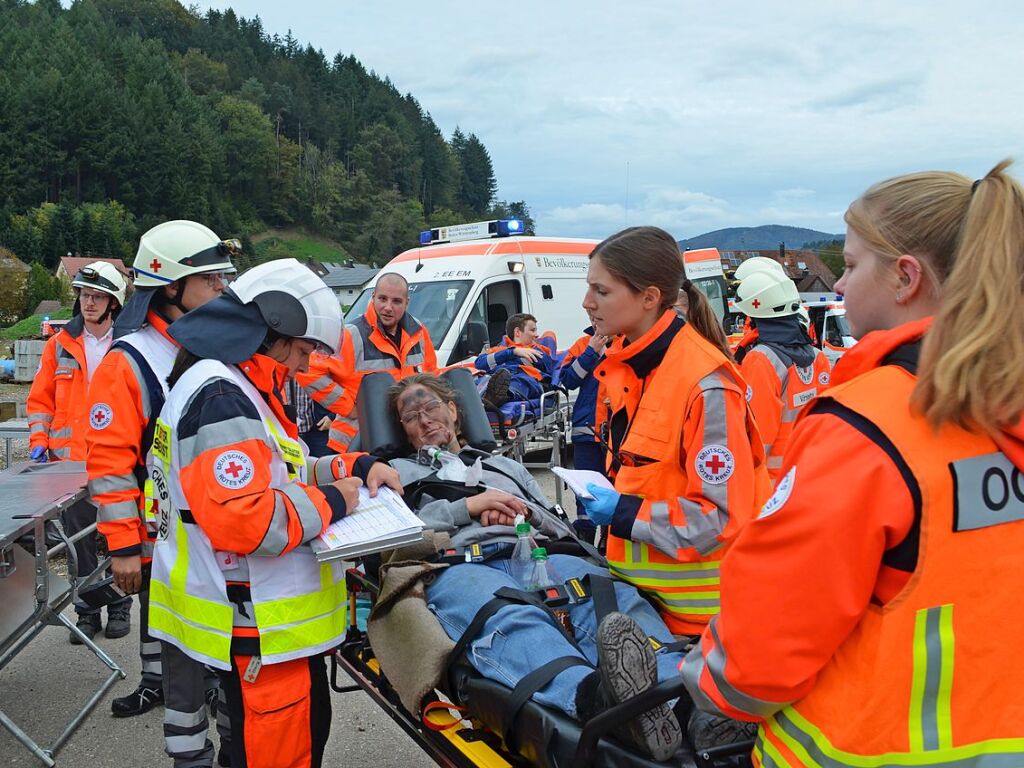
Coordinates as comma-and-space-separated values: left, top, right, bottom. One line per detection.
166, 279, 189, 315
95, 298, 116, 325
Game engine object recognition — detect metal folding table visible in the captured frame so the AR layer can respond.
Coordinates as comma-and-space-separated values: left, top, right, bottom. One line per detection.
0, 419, 29, 470
0, 460, 125, 766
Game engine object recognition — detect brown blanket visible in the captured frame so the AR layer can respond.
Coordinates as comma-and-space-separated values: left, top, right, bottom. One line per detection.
365, 532, 454, 715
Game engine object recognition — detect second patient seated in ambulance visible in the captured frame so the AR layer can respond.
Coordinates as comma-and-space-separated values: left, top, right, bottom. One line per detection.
474, 312, 557, 410
366, 371, 688, 761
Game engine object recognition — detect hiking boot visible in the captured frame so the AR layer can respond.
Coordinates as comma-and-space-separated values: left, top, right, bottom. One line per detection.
578, 612, 682, 761
111, 682, 164, 717
104, 601, 131, 639
69, 613, 102, 645
482, 368, 512, 407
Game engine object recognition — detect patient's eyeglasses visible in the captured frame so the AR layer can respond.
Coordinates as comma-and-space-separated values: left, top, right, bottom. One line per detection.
398, 399, 445, 425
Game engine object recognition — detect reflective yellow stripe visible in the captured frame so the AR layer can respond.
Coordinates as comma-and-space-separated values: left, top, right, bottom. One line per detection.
936, 608, 955, 750
910, 610, 928, 752
150, 579, 232, 634
143, 478, 156, 522
148, 601, 232, 664
254, 565, 345, 629
169, 516, 190, 594
265, 418, 304, 480
765, 706, 1024, 767
258, 602, 347, 658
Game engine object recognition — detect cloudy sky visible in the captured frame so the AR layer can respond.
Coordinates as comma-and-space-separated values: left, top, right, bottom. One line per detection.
199, 1, 1024, 240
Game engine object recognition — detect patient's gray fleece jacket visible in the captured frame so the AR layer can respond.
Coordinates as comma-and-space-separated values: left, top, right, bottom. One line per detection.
389, 448, 571, 546
365, 449, 572, 715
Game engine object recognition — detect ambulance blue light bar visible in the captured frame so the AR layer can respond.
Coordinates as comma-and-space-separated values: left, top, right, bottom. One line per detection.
418, 219, 525, 245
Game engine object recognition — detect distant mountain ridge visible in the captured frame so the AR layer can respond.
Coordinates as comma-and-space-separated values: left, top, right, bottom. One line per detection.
680, 225, 843, 251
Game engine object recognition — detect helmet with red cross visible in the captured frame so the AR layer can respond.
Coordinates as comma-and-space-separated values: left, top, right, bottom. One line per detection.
132, 220, 238, 288
734, 269, 801, 319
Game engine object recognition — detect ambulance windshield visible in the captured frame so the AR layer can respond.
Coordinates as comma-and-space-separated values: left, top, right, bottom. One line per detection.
344, 280, 473, 344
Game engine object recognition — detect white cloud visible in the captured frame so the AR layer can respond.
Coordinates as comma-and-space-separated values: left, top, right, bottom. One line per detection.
198, 0, 1024, 239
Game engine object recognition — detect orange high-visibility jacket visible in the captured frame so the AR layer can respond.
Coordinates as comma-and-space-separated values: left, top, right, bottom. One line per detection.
27, 317, 96, 460
294, 351, 355, 417
86, 311, 177, 560
315, 305, 437, 452
682, 318, 1024, 767
598, 310, 771, 635
740, 343, 831, 481
153, 353, 364, 660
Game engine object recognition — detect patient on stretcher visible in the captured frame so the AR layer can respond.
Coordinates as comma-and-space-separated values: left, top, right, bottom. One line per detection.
385, 373, 684, 760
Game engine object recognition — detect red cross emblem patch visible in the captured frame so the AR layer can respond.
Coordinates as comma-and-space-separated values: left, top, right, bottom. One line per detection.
214, 450, 255, 490
89, 403, 113, 431
694, 445, 735, 486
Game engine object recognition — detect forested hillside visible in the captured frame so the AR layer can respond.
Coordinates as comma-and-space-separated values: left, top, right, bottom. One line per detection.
0, 0, 529, 273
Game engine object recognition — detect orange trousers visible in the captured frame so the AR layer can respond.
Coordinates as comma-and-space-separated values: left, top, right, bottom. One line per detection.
218, 654, 331, 768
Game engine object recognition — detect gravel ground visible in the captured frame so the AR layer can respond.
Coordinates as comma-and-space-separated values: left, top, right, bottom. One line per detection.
1, 467, 577, 768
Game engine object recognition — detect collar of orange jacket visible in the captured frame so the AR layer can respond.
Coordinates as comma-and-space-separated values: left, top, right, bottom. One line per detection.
237, 353, 298, 438
146, 309, 176, 345
364, 302, 421, 339
603, 310, 686, 379
829, 317, 932, 387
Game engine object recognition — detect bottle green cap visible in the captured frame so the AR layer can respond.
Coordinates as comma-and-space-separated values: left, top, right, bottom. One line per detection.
516, 523, 531, 535
531, 547, 548, 560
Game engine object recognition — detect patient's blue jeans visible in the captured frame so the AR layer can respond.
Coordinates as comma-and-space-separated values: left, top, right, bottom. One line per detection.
426, 554, 685, 718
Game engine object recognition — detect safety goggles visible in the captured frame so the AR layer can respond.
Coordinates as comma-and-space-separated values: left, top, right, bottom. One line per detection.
292, 338, 331, 357
398, 399, 445, 425
198, 271, 235, 288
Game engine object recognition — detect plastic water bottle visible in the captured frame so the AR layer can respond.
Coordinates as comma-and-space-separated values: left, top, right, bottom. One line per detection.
524, 547, 557, 590
509, 516, 537, 586
524, 547, 574, 639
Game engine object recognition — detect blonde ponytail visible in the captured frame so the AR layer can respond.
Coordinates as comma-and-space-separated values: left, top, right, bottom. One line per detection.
913, 159, 1024, 430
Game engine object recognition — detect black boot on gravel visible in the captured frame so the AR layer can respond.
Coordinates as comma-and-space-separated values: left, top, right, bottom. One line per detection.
69, 613, 102, 645
111, 682, 164, 717
104, 601, 131, 639
585, 611, 683, 761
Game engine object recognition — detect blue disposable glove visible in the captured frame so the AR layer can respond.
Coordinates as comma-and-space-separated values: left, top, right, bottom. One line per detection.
30, 446, 48, 463
580, 483, 621, 526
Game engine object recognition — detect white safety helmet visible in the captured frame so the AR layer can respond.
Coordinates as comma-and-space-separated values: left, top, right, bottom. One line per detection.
72, 261, 128, 306
132, 220, 238, 287
229, 258, 343, 354
734, 269, 802, 319
734, 256, 787, 282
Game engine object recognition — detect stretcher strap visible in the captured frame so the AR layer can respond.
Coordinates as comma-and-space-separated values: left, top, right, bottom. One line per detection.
445, 587, 588, 693
422, 700, 469, 731
585, 574, 693, 653
585, 573, 619, 626
501, 655, 593, 754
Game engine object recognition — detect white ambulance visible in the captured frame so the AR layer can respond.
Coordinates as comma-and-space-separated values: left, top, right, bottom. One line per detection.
800, 293, 858, 365
345, 220, 600, 366
681, 247, 729, 326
